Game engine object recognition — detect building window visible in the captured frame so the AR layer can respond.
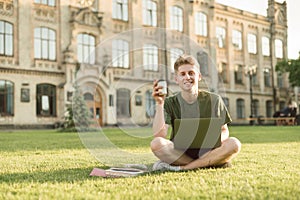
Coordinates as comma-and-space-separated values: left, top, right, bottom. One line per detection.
0, 80, 14, 116
264, 68, 271, 87
36, 84, 56, 116
145, 90, 155, 117
275, 39, 283, 58
252, 72, 258, 85
232, 30, 242, 50
109, 94, 114, 106
195, 12, 207, 36
197, 51, 209, 76
117, 88, 130, 117
218, 62, 228, 83
247, 33, 257, 54
34, 0, 55, 6
112, 0, 128, 21
253, 99, 259, 117
170, 6, 183, 32
84, 93, 94, 101
234, 64, 243, 84
216, 26, 226, 48
279, 101, 285, 111
277, 72, 283, 88
266, 100, 273, 117
143, 44, 158, 71
170, 48, 184, 72
34, 27, 56, 61
236, 98, 245, 119
77, 33, 95, 64
262, 36, 270, 56
143, 0, 157, 26
0, 21, 13, 56
112, 39, 129, 68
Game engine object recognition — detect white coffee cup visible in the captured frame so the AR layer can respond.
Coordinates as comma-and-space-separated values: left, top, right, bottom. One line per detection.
157, 80, 167, 95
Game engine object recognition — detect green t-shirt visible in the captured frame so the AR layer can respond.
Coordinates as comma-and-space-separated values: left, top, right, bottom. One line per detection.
164, 90, 232, 140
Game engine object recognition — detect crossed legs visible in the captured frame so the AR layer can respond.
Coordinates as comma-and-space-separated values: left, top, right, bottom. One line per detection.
150, 136, 241, 170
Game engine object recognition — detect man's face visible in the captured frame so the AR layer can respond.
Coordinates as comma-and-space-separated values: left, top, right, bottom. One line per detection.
175, 64, 201, 92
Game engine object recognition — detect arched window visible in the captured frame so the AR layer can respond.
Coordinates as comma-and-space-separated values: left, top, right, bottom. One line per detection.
143, 44, 158, 71
34, 27, 56, 60
170, 6, 183, 31
236, 98, 245, 119
77, 33, 95, 64
84, 93, 94, 101
143, 0, 157, 26
195, 12, 207, 36
36, 84, 56, 116
253, 99, 259, 117
170, 48, 184, 72
266, 100, 273, 117
0, 80, 14, 116
0, 21, 13, 56
112, 39, 129, 68
112, 0, 128, 21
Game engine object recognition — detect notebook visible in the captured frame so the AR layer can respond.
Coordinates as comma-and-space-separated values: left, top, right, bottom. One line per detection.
173, 118, 224, 150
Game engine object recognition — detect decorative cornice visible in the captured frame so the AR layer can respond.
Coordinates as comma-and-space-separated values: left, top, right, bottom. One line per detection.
0, 67, 65, 77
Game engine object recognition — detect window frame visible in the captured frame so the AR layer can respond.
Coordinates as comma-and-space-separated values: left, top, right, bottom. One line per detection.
36, 84, 56, 117
0, 80, 14, 116
116, 88, 131, 117
234, 64, 244, 84
236, 98, 245, 119
0, 21, 13, 56
216, 26, 226, 48
112, 39, 129, 68
264, 68, 271, 87
247, 33, 257, 54
143, 44, 158, 71
142, 0, 157, 26
266, 100, 273, 117
195, 12, 207, 36
77, 33, 96, 64
170, 6, 183, 32
34, 27, 56, 61
34, 0, 55, 7
262, 36, 270, 56
170, 48, 184, 73
232, 30, 242, 50
112, 0, 128, 21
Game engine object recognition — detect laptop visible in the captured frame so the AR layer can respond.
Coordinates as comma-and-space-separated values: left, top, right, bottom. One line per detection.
173, 118, 224, 150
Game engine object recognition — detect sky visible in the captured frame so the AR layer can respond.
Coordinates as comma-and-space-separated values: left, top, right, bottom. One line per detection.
216, 0, 300, 59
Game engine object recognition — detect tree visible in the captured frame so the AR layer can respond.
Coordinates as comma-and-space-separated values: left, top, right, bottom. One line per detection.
60, 82, 92, 132
276, 54, 300, 87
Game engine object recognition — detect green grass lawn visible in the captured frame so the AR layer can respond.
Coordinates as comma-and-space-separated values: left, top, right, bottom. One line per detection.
1, 126, 300, 199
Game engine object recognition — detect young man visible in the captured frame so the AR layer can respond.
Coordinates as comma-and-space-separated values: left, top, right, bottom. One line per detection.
151, 54, 241, 171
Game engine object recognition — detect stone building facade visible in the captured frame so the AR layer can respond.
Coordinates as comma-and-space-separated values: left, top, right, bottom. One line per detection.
0, 0, 289, 127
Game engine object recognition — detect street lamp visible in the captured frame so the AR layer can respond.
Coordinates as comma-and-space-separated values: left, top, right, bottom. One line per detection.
245, 65, 257, 125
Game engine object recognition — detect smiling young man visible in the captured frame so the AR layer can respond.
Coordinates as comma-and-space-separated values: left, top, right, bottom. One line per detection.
151, 54, 241, 171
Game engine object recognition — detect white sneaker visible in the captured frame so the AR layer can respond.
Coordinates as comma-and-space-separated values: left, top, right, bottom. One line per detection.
152, 160, 181, 171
